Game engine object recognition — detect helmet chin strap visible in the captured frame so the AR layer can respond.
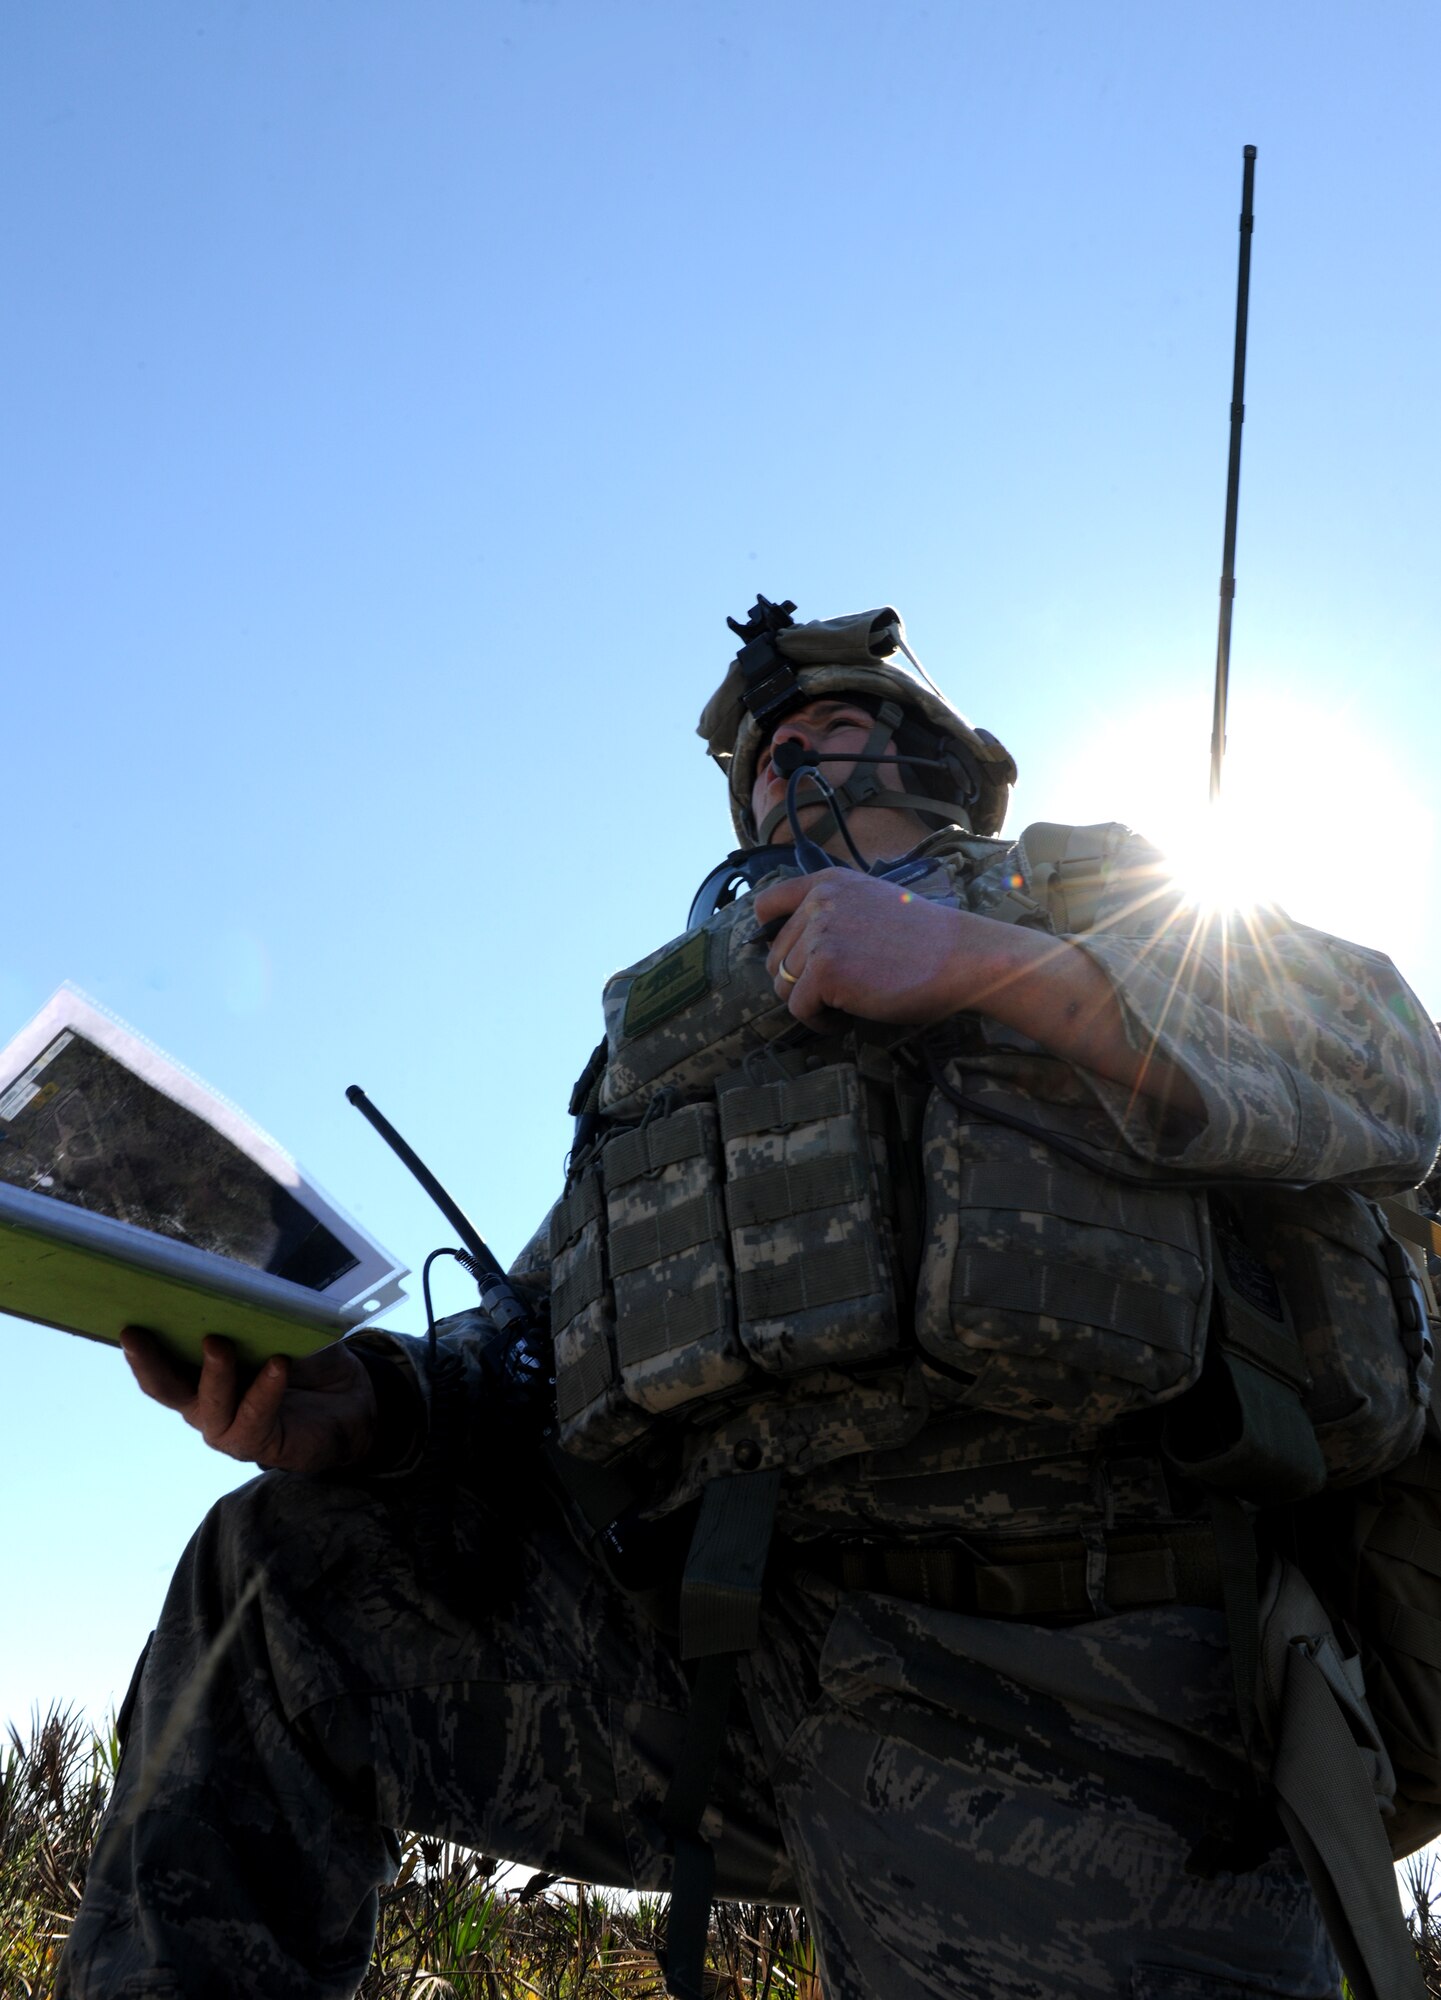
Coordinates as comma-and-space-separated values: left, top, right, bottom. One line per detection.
754, 700, 973, 846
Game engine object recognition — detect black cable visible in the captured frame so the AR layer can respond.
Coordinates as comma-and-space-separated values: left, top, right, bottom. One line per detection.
770, 744, 953, 774
771, 738, 967, 873
419, 1242, 550, 1409
783, 762, 871, 873
420, 1245, 478, 1377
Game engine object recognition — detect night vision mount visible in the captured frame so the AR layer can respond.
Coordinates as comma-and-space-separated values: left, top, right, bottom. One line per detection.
724, 594, 804, 734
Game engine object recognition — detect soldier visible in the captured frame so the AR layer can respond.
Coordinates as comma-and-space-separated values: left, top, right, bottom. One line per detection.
61, 603, 1441, 2000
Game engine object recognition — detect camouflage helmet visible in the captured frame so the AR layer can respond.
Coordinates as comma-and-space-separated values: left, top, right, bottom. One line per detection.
697, 597, 1017, 847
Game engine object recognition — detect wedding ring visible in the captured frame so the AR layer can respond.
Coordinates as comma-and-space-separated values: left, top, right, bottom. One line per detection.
777, 953, 800, 986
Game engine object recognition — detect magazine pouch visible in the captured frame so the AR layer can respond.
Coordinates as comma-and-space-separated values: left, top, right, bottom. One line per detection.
914, 1066, 1211, 1424
599, 890, 796, 1119
549, 1157, 651, 1463
602, 1101, 750, 1413
1252, 1184, 1433, 1485
717, 1062, 902, 1374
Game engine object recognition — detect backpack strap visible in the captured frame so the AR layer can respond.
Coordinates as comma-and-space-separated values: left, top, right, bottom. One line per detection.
1168, 1202, 1423, 1996
1013, 820, 1131, 935
659, 1467, 782, 2000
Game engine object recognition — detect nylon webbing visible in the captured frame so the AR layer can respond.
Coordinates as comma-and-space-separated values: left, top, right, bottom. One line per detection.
804, 1525, 1222, 1619
679, 1468, 783, 1659
660, 1470, 782, 2000
660, 1656, 732, 2000
550, 1240, 605, 1333
1216, 1304, 1314, 1392
959, 1162, 1202, 1250
1171, 1350, 1327, 1504
605, 1107, 713, 1189
554, 1337, 615, 1423
975, 1547, 1177, 1619
554, 1167, 605, 1243
609, 1188, 727, 1277
737, 1239, 878, 1321
719, 1067, 850, 1139
616, 1276, 728, 1367
952, 1248, 1196, 1354
726, 1153, 863, 1229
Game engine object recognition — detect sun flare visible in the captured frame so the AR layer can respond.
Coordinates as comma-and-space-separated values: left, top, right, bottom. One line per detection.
1037, 688, 1432, 954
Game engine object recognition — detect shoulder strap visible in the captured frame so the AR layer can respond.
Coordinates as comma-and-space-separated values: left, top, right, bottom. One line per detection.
660, 1469, 783, 2000
1014, 820, 1131, 935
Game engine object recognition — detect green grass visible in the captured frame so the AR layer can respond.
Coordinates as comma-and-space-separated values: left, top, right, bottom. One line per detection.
0, 1704, 821, 1999
1, 1706, 117, 1999
10, 1702, 1436, 1999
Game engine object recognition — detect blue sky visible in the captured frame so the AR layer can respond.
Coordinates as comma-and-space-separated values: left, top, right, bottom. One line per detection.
2, 1, 1438, 1735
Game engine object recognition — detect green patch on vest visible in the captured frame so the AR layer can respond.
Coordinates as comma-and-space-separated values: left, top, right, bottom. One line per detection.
623, 932, 711, 1041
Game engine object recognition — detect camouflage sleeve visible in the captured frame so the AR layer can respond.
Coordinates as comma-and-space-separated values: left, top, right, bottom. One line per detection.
341, 1310, 490, 1478
337, 1204, 560, 1478
1070, 908, 1441, 1189
507, 1202, 558, 1289
341, 1325, 427, 1478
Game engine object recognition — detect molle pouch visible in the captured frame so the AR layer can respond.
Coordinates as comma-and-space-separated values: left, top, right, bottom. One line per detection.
598, 890, 797, 1120
549, 1159, 650, 1463
602, 1102, 750, 1413
1164, 1196, 1327, 1505
1252, 1184, 1433, 1485
717, 1062, 902, 1374
914, 1068, 1211, 1425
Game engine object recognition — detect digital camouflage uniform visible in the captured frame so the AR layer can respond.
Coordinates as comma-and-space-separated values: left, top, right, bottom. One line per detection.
60, 822, 1441, 2000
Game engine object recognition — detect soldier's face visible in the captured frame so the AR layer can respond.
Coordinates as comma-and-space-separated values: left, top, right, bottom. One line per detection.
751, 700, 882, 836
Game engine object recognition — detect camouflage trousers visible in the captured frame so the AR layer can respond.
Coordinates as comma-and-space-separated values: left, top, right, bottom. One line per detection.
59, 1465, 1340, 2000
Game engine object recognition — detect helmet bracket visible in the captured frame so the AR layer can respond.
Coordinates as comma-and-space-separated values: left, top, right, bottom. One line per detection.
725, 596, 805, 736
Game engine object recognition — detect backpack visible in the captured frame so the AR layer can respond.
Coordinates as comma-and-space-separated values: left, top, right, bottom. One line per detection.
1310, 1193, 1441, 1858
1000, 826, 1441, 2000
1235, 1189, 1440, 2000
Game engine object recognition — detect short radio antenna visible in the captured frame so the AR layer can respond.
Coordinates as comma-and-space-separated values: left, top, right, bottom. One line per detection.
346, 1083, 501, 1279
1209, 144, 1258, 803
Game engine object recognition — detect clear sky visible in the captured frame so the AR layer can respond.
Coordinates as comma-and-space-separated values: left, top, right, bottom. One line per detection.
2, 0, 1437, 1753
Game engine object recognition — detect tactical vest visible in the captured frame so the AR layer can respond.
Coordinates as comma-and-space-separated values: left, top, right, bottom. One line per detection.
547, 822, 1439, 2000
550, 823, 1432, 1496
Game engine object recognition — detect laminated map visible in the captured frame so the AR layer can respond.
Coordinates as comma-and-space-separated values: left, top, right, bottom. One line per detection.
0, 987, 407, 1366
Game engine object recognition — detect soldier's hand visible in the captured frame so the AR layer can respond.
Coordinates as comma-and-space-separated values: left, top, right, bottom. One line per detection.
754, 868, 1204, 1116
756, 868, 979, 1028
120, 1327, 379, 1474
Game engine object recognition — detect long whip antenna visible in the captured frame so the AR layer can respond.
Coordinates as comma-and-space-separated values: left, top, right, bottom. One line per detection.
1209, 144, 1258, 803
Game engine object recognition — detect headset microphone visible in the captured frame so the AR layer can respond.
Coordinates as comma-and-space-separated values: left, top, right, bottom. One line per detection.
770, 739, 816, 779
769, 741, 950, 775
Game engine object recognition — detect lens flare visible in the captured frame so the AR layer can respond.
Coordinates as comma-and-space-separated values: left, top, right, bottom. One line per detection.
1158, 798, 1265, 917
1037, 687, 1432, 957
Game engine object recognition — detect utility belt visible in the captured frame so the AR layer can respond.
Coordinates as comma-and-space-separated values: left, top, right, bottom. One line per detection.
785, 1520, 1226, 1622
